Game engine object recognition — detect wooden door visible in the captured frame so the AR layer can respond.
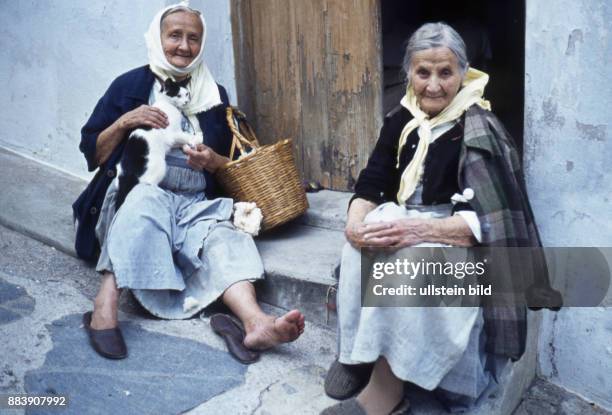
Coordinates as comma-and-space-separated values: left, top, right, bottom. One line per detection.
231, 0, 383, 191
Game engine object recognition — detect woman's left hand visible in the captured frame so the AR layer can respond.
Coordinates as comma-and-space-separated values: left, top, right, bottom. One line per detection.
183, 144, 230, 173
363, 215, 476, 248
362, 218, 430, 248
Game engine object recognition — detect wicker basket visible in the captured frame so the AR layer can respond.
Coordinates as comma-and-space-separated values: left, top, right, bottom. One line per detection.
216, 107, 308, 231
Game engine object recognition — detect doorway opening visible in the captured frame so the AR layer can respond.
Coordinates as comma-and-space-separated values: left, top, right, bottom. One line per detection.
381, 0, 525, 152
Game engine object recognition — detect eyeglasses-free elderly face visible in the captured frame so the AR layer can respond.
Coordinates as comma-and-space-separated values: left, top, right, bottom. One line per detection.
160, 10, 203, 68
409, 47, 464, 117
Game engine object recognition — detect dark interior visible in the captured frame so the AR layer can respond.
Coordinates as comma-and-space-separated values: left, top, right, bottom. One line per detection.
381, 0, 525, 153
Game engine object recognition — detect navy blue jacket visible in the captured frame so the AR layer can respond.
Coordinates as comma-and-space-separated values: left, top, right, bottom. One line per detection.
72, 65, 233, 261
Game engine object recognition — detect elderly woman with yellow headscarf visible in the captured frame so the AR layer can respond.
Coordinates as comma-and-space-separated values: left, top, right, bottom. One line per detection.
73, 2, 304, 360
321, 22, 546, 415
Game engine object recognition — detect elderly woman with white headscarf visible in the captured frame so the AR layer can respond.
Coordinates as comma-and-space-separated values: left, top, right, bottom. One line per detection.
73, 2, 304, 360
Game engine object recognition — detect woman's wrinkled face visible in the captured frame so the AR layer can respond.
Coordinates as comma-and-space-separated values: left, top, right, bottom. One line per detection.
409, 47, 463, 117
161, 11, 203, 68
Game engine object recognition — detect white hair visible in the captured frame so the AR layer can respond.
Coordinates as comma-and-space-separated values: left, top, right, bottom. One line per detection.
402, 22, 469, 84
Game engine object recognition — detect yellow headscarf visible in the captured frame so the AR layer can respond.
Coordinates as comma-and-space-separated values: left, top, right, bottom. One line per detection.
396, 67, 491, 205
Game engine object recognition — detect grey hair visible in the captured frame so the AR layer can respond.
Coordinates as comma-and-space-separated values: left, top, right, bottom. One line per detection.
402, 22, 469, 83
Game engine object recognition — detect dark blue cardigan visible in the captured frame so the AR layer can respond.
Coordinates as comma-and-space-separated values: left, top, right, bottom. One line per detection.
72, 65, 233, 261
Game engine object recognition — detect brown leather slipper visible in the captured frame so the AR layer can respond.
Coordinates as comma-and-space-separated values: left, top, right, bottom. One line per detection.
210, 313, 259, 364
82, 311, 128, 360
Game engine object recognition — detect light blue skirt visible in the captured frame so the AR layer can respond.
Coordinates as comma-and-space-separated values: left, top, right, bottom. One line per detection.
95, 154, 264, 319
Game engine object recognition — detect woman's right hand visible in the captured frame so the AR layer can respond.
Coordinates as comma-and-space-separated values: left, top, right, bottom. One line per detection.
345, 220, 393, 249
117, 105, 169, 131
94, 105, 170, 166
345, 197, 382, 248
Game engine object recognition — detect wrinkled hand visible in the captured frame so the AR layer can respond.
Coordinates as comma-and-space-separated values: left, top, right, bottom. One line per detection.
345, 221, 394, 249
118, 105, 169, 130
354, 218, 432, 248
183, 143, 230, 173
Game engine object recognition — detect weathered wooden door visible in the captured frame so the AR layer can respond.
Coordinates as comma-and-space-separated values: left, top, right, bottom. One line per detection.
231, 0, 383, 191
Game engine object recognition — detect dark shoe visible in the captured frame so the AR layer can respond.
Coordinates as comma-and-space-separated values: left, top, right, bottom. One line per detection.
320, 397, 411, 415
324, 359, 373, 400
320, 398, 367, 415
210, 313, 259, 364
82, 311, 127, 359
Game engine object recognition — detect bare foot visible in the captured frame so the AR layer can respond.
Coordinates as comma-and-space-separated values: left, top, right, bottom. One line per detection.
90, 292, 119, 330
243, 309, 305, 350
90, 305, 118, 330
90, 272, 121, 330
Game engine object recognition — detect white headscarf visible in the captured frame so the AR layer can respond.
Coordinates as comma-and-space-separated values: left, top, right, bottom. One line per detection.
144, 1, 221, 116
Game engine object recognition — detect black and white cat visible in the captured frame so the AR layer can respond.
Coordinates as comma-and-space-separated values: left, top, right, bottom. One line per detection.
115, 79, 202, 209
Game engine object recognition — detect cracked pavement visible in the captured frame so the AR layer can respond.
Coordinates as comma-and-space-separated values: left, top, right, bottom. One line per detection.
0, 225, 337, 415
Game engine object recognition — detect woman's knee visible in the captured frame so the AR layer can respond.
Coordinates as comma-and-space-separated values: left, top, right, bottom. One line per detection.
123, 183, 167, 206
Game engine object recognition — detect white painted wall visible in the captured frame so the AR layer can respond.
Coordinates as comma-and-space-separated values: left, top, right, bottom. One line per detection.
525, 0, 612, 409
0, 0, 235, 179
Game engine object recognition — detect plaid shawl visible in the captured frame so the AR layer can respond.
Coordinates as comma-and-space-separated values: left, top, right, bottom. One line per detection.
459, 105, 545, 360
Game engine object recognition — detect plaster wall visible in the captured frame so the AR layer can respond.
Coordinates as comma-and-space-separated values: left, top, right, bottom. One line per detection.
525, 0, 612, 409
0, 0, 236, 179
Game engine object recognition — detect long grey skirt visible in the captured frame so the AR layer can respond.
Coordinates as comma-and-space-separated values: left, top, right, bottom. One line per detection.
95, 158, 264, 319
337, 202, 507, 410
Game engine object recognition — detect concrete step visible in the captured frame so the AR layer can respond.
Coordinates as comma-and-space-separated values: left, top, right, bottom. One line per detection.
299, 190, 352, 231
0, 147, 342, 326
255, 224, 342, 327
0, 148, 85, 258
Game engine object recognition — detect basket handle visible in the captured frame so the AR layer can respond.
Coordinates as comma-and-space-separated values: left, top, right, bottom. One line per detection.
226, 106, 261, 161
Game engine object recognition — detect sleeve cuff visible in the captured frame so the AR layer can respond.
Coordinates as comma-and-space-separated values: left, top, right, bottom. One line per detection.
349, 193, 385, 210
454, 210, 482, 243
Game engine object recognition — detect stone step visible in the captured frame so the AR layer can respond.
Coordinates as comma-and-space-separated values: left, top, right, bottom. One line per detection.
0, 148, 84, 258
299, 190, 352, 231
255, 223, 342, 327
0, 147, 342, 326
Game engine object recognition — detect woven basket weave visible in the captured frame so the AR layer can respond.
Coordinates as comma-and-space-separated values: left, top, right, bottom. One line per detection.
216, 107, 308, 231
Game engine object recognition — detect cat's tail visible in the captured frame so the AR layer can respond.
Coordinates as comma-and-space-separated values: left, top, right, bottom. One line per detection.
115, 173, 139, 211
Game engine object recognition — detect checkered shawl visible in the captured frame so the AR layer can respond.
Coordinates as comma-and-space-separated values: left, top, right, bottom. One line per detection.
459, 105, 544, 359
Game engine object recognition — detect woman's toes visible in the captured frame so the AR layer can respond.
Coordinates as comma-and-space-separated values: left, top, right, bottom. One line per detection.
274, 315, 299, 341
243, 311, 305, 350
284, 309, 303, 324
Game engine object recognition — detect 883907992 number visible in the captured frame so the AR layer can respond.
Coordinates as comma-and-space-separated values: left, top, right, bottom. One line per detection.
2, 394, 69, 408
